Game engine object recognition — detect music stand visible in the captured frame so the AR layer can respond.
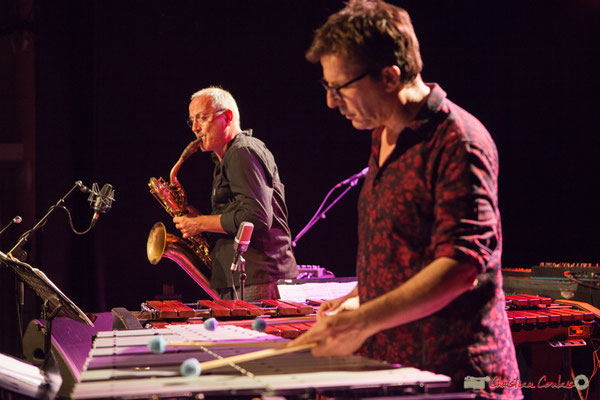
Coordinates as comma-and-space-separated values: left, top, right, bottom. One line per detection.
0, 251, 92, 399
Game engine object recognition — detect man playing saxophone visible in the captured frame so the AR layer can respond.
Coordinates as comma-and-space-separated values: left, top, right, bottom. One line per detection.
173, 87, 298, 301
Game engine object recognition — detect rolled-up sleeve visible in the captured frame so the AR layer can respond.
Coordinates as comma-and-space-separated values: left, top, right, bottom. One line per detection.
431, 135, 500, 272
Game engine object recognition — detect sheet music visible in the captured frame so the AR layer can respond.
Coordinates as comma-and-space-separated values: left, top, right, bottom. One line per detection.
278, 281, 357, 303
4, 253, 94, 327
39, 268, 90, 317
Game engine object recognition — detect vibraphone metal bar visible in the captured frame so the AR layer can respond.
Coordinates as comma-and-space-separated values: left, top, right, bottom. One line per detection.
505, 294, 597, 344
71, 324, 452, 399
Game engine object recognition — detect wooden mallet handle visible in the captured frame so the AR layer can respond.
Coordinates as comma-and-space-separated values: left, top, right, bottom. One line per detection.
200, 343, 316, 372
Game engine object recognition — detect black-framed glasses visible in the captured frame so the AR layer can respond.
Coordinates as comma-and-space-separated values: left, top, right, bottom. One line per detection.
186, 109, 226, 128
320, 72, 369, 100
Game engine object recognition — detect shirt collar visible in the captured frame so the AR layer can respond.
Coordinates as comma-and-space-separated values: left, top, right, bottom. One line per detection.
370, 83, 448, 161
211, 129, 253, 164
406, 83, 448, 135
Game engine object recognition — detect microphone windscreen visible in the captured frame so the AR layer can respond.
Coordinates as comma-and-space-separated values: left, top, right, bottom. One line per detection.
100, 183, 113, 197
233, 222, 254, 256
237, 222, 254, 243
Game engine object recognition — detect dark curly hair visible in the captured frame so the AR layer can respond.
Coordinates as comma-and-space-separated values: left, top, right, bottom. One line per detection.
306, 0, 423, 83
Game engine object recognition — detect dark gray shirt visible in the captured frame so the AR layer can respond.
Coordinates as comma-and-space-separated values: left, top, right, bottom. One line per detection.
209, 130, 297, 289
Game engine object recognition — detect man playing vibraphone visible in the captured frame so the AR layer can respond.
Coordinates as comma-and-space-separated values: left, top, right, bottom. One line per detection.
292, 1, 522, 398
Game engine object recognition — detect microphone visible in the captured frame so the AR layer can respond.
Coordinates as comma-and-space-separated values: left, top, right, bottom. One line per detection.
233, 221, 254, 254
88, 183, 115, 220
231, 222, 254, 271
0, 215, 23, 237
335, 167, 369, 188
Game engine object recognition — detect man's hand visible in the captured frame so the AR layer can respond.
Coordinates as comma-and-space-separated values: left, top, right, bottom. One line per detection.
289, 308, 374, 357
317, 291, 359, 320
173, 215, 202, 238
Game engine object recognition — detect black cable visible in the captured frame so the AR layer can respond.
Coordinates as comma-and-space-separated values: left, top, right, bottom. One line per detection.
10, 182, 98, 254
57, 205, 97, 235
231, 270, 239, 301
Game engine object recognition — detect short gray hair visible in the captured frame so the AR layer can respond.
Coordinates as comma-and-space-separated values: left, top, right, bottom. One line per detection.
191, 86, 241, 129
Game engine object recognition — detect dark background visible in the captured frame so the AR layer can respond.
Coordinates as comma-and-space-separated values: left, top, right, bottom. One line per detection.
1, 0, 599, 356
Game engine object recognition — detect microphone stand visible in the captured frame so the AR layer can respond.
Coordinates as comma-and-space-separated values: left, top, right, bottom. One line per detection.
0, 216, 22, 237
231, 251, 247, 301
239, 256, 247, 301
292, 178, 361, 247
6, 181, 92, 348
9, 181, 87, 255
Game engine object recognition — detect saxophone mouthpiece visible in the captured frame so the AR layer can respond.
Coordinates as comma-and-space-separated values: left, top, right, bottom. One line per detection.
180, 137, 202, 160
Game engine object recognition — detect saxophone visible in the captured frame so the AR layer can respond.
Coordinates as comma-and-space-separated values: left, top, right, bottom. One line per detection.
146, 138, 219, 300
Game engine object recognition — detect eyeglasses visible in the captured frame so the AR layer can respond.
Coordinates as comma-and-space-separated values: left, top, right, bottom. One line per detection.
186, 109, 226, 128
320, 72, 369, 100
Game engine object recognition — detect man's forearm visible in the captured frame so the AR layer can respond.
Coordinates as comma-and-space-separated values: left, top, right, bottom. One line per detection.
359, 257, 478, 336
194, 214, 226, 234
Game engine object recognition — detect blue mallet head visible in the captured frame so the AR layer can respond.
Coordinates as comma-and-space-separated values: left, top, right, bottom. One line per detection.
204, 317, 219, 331
252, 316, 266, 332
180, 358, 202, 376
147, 336, 167, 354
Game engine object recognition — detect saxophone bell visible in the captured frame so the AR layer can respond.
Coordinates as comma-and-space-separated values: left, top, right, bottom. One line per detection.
147, 222, 218, 299
147, 221, 168, 265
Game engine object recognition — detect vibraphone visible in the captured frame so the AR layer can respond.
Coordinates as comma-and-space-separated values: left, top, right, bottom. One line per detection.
63, 294, 600, 398
505, 294, 598, 345
70, 322, 453, 399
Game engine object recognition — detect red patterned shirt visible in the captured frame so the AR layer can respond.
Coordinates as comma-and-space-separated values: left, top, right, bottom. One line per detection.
357, 84, 522, 399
